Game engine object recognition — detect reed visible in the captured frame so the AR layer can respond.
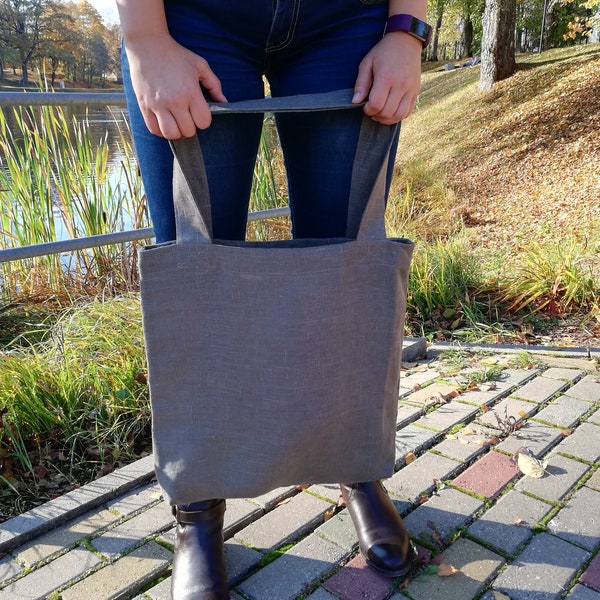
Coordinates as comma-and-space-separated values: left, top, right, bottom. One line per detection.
0, 104, 147, 301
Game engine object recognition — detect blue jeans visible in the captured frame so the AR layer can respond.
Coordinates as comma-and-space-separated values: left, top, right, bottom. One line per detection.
122, 0, 399, 243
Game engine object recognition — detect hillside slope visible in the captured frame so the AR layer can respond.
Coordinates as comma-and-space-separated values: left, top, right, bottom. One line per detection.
399, 44, 600, 250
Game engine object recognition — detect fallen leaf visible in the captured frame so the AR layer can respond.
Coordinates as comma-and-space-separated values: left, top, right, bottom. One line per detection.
515, 448, 549, 478
437, 563, 461, 576
460, 426, 476, 435
518, 410, 529, 418
459, 438, 470, 445
446, 433, 457, 440
514, 517, 525, 526
489, 436, 501, 445
481, 357, 499, 365
561, 429, 573, 437
405, 451, 417, 465
493, 592, 512, 600
324, 507, 335, 522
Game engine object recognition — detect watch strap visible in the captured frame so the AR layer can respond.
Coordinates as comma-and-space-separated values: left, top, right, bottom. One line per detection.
384, 14, 433, 49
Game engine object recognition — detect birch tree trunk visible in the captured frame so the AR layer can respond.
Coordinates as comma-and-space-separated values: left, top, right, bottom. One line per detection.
479, 0, 517, 91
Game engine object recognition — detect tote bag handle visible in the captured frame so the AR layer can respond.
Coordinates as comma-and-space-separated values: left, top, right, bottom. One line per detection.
169, 89, 397, 244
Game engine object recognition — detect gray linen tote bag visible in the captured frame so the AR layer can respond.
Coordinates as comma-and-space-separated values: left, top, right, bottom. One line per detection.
139, 90, 414, 504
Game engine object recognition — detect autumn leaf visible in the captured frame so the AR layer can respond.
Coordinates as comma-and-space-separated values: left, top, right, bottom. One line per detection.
460, 426, 476, 435
405, 451, 417, 465
436, 563, 461, 576
493, 592, 512, 600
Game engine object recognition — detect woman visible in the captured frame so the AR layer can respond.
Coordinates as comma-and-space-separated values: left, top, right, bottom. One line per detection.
116, 1, 430, 598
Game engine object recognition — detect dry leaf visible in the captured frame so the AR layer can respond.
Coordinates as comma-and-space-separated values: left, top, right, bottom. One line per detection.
561, 429, 573, 437
514, 447, 549, 478
459, 438, 470, 445
460, 426, 476, 435
481, 357, 499, 365
437, 563, 460, 576
405, 452, 417, 465
493, 592, 512, 600
514, 517, 525, 526
489, 435, 500, 445
324, 507, 335, 522
446, 433, 457, 440
475, 438, 488, 446
518, 410, 529, 418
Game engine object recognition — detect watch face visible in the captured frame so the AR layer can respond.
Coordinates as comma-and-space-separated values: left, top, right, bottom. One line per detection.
411, 18, 432, 45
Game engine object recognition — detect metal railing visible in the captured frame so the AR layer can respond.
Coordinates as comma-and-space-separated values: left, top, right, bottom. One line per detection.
0, 92, 291, 264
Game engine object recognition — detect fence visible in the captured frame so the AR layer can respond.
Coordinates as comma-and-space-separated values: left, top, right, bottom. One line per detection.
0, 92, 290, 264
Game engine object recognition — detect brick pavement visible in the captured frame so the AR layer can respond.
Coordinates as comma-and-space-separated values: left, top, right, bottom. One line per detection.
0, 341, 599, 600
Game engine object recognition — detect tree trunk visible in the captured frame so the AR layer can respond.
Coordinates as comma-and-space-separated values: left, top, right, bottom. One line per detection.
21, 61, 29, 86
463, 17, 474, 58
430, 14, 444, 61
479, 0, 517, 91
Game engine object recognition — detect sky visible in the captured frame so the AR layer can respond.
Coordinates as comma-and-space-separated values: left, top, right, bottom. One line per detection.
86, 0, 119, 24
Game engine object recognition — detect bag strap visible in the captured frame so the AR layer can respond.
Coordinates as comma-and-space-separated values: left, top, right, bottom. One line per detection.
170, 89, 396, 244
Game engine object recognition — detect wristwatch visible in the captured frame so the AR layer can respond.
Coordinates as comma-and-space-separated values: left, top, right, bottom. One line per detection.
384, 14, 433, 49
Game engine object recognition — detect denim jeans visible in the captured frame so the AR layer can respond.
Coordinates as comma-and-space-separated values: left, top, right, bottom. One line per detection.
122, 0, 399, 243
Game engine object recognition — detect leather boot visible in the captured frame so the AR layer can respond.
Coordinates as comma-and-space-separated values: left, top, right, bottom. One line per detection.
171, 499, 229, 600
340, 481, 418, 577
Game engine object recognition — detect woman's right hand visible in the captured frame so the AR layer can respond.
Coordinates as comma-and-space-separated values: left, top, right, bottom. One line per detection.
124, 34, 227, 139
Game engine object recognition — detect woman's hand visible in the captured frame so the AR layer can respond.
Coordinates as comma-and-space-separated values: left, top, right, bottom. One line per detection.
125, 34, 227, 139
352, 32, 422, 125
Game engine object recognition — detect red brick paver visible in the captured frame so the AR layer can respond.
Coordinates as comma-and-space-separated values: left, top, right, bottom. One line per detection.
580, 552, 600, 592
323, 554, 393, 600
452, 450, 520, 499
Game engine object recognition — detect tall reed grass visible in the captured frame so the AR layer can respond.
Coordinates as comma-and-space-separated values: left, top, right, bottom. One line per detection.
0, 104, 147, 301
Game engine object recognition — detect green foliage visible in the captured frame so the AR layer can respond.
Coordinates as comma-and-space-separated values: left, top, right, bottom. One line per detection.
0, 103, 147, 299
497, 240, 599, 317
0, 295, 149, 485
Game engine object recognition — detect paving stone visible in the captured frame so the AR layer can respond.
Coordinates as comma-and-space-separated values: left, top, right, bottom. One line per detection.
588, 407, 600, 425
516, 453, 590, 502
547, 487, 600, 551
395, 425, 441, 466
91, 501, 173, 558
235, 490, 331, 553
496, 368, 541, 390
403, 382, 460, 407
586, 469, 600, 491
237, 533, 348, 600
307, 483, 343, 504
15, 506, 119, 567
566, 376, 600, 402
467, 490, 553, 555
0, 553, 23, 583
225, 539, 264, 585
452, 450, 520, 499
61, 541, 172, 600
510, 376, 568, 403
305, 587, 340, 599
430, 436, 488, 463
404, 537, 504, 600
414, 401, 479, 432
555, 423, 600, 463
533, 395, 594, 428
492, 532, 589, 600
396, 402, 424, 428
386, 452, 463, 502
106, 482, 163, 517
400, 369, 441, 394
455, 386, 508, 406
566, 584, 600, 599
223, 498, 264, 537
135, 577, 171, 600
580, 551, 600, 592
403, 488, 484, 545
247, 486, 298, 511
314, 509, 357, 552
495, 421, 565, 457
323, 553, 392, 600
542, 368, 585, 382
0, 545, 103, 600
477, 397, 540, 428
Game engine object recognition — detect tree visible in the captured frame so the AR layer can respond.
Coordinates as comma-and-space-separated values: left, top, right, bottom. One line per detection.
479, 0, 517, 90
0, 0, 56, 85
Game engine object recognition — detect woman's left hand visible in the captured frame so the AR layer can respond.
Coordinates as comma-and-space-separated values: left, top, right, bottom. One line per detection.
352, 31, 423, 124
